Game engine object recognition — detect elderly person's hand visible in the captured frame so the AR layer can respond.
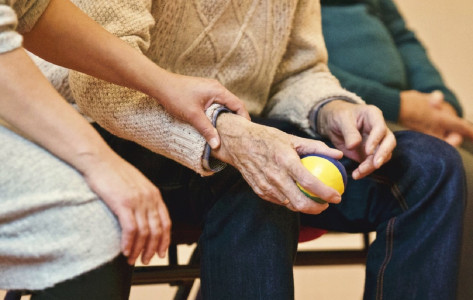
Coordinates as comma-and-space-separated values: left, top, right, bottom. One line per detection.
317, 101, 397, 180
211, 113, 344, 215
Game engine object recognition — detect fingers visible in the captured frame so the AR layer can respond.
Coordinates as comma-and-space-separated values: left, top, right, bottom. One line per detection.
187, 110, 221, 149
289, 162, 342, 204
130, 195, 171, 265
444, 132, 463, 147
263, 141, 341, 215
83, 155, 172, 266
188, 86, 250, 149
157, 205, 171, 258
352, 132, 395, 180
372, 129, 396, 168
326, 104, 364, 150
444, 117, 473, 141
363, 107, 387, 156
138, 203, 171, 263
364, 110, 396, 169
125, 204, 171, 265
140, 209, 161, 265
428, 90, 444, 108
352, 129, 395, 180
212, 89, 251, 121
292, 135, 343, 160
257, 166, 333, 215
114, 187, 170, 265
127, 208, 150, 265
117, 209, 137, 258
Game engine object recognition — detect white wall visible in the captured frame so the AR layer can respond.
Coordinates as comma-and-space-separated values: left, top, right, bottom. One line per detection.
394, 0, 473, 120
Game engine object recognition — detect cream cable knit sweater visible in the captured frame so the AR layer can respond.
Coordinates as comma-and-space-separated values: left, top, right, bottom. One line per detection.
69, 0, 363, 176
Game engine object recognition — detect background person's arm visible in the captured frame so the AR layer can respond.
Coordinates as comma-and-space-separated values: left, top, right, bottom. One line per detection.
379, 0, 461, 116
380, 0, 473, 145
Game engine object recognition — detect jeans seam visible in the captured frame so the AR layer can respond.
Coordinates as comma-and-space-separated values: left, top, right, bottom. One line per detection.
372, 174, 409, 212
376, 217, 396, 300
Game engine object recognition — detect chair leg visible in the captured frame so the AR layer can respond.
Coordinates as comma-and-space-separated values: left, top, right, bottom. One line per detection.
4, 291, 22, 300
173, 244, 200, 300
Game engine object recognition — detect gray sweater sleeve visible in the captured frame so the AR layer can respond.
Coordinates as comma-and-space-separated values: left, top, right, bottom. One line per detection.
0, 4, 22, 53
0, 0, 50, 54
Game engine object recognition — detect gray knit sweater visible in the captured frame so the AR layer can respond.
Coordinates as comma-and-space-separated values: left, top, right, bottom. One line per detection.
0, 0, 121, 290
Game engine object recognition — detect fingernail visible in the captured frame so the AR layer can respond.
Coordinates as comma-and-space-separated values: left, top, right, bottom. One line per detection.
209, 138, 219, 149
376, 157, 383, 168
332, 195, 341, 203
352, 170, 359, 180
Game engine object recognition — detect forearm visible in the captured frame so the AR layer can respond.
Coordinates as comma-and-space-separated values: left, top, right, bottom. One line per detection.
70, 70, 214, 176
22, 0, 168, 101
0, 48, 115, 174
380, 0, 462, 116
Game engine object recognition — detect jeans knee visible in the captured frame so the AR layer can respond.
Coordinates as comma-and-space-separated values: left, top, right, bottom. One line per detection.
395, 131, 464, 177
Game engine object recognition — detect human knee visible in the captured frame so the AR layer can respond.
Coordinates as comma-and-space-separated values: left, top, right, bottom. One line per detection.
394, 131, 464, 176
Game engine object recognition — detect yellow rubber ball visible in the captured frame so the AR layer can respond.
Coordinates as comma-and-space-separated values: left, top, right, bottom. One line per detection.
297, 154, 347, 203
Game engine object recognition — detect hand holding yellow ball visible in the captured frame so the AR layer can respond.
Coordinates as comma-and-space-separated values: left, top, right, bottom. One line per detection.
297, 154, 347, 204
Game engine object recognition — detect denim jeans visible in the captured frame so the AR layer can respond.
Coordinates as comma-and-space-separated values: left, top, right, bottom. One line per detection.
301, 130, 465, 300
94, 123, 465, 300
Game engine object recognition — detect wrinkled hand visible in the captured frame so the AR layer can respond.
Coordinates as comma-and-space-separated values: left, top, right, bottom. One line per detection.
400, 90, 473, 146
154, 72, 250, 149
80, 152, 171, 265
317, 100, 396, 180
211, 113, 344, 215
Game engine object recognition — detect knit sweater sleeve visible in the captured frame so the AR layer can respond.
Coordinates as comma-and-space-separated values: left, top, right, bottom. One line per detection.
68, 0, 217, 176
264, 0, 364, 135
379, 0, 462, 117
0, 3, 22, 53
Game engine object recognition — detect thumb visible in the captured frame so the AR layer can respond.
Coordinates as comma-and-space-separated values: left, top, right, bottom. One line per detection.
192, 115, 221, 149
445, 132, 463, 147
429, 90, 444, 108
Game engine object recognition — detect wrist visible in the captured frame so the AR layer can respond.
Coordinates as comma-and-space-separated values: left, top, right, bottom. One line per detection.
69, 138, 119, 176
202, 106, 232, 172
209, 112, 233, 162
311, 97, 359, 135
316, 100, 354, 136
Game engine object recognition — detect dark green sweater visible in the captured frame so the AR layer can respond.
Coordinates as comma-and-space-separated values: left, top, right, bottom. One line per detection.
320, 0, 462, 121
